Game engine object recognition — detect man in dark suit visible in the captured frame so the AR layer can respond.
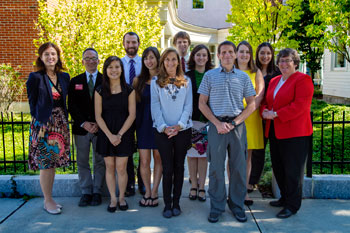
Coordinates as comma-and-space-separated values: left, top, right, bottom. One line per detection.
121, 32, 145, 196
68, 48, 105, 207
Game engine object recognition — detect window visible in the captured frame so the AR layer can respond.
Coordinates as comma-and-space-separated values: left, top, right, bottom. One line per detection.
193, 0, 204, 9
334, 52, 346, 68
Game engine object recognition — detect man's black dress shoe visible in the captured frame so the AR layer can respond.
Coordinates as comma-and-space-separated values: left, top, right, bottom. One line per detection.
163, 208, 172, 218
244, 199, 254, 206
276, 208, 295, 219
91, 193, 102, 206
269, 199, 284, 207
78, 194, 92, 207
125, 186, 135, 197
208, 212, 220, 223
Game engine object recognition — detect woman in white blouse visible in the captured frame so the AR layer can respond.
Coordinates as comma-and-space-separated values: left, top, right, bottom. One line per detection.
151, 47, 193, 218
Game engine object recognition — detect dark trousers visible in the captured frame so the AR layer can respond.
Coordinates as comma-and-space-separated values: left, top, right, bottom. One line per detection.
269, 122, 309, 213
250, 136, 268, 185
250, 120, 267, 185
155, 129, 191, 209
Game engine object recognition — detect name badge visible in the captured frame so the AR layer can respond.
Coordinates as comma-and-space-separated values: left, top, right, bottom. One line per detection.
75, 84, 83, 90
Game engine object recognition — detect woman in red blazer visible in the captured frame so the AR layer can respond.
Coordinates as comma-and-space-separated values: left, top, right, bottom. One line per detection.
261, 48, 313, 219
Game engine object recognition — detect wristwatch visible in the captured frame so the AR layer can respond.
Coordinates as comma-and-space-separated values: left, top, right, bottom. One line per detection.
231, 120, 237, 127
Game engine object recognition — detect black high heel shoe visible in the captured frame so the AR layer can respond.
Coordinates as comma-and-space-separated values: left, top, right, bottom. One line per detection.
198, 189, 206, 202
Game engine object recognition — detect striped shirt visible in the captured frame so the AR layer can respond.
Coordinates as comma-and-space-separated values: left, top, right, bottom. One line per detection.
198, 66, 256, 117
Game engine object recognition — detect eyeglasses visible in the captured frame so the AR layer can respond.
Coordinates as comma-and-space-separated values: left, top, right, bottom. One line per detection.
83, 57, 98, 61
279, 59, 293, 64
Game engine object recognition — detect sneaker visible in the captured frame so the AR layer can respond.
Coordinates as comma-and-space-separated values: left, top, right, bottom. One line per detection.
232, 208, 247, 222
78, 194, 92, 207
208, 212, 220, 223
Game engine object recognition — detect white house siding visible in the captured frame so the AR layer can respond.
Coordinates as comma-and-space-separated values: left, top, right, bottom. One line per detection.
177, 0, 232, 29
322, 49, 350, 99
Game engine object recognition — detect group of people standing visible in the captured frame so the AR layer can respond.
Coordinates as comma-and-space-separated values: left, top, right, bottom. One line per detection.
26, 30, 314, 223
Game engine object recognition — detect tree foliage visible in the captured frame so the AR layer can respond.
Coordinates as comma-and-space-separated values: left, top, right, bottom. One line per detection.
0, 64, 24, 116
309, 0, 350, 63
226, 0, 302, 50
35, 0, 163, 77
285, 0, 324, 81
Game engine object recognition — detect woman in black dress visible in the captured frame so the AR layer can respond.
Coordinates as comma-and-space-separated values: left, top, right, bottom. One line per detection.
26, 42, 70, 215
133, 47, 162, 207
248, 42, 281, 191
95, 56, 136, 212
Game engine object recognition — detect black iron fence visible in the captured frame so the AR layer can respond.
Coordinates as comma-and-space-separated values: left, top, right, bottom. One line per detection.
1, 111, 350, 177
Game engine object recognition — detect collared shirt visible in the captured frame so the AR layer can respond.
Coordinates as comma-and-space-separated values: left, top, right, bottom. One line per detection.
150, 76, 193, 132
273, 76, 286, 99
181, 53, 190, 72
198, 66, 256, 117
121, 54, 142, 84
85, 70, 98, 85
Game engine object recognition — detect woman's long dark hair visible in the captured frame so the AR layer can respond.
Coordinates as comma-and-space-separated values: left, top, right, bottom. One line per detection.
255, 42, 278, 75
134, 47, 160, 102
235, 41, 257, 73
187, 44, 213, 72
102, 56, 126, 97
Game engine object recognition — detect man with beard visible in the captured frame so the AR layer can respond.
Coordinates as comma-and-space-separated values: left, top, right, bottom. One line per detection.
173, 31, 191, 73
121, 32, 145, 196
68, 48, 105, 207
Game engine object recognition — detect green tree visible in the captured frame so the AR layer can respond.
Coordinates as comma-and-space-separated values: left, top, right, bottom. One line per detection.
226, 0, 302, 50
35, 0, 163, 77
309, 0, 350, 63
285, 0, 324, 81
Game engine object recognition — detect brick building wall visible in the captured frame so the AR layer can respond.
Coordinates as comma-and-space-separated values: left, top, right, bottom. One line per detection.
0, 0, 39, 98
0, 0, 58, 104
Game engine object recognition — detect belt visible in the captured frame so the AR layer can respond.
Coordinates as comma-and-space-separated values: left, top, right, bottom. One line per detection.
216, 116, 237, 123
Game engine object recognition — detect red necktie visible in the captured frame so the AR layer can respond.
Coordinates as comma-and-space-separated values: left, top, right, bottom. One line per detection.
181, 57, 186, 73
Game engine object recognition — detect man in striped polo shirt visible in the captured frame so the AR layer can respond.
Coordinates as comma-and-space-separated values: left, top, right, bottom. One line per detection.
198, 40, 256, 223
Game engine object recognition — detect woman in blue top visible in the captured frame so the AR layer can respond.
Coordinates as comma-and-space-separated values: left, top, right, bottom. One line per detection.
133, 47, 162, 207
151, 48, 193, 218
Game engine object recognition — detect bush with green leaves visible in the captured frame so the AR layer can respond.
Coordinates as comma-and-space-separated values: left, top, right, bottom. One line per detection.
0, 64, 24, 117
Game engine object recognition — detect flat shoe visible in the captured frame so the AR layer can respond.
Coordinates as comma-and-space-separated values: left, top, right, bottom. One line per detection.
208, 212, 220, 223
118, 201, 129, 211
244, 199, 254, 206
107, 205, 117, 213
163, 208, 172, 218
172, 207, 181, 216
43, 205, 61, 215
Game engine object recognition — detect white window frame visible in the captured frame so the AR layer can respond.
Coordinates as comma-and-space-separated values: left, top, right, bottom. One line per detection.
192, 0, 205, 10
332, 51, 347, 71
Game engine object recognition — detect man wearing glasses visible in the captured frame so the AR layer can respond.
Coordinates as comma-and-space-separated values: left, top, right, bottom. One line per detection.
68, 48, 105, 207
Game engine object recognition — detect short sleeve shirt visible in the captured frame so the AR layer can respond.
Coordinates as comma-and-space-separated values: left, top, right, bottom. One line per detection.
198, 66, 256, 117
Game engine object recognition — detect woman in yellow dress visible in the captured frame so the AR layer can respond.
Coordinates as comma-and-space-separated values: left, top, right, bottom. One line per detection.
235, 41, 264, 205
